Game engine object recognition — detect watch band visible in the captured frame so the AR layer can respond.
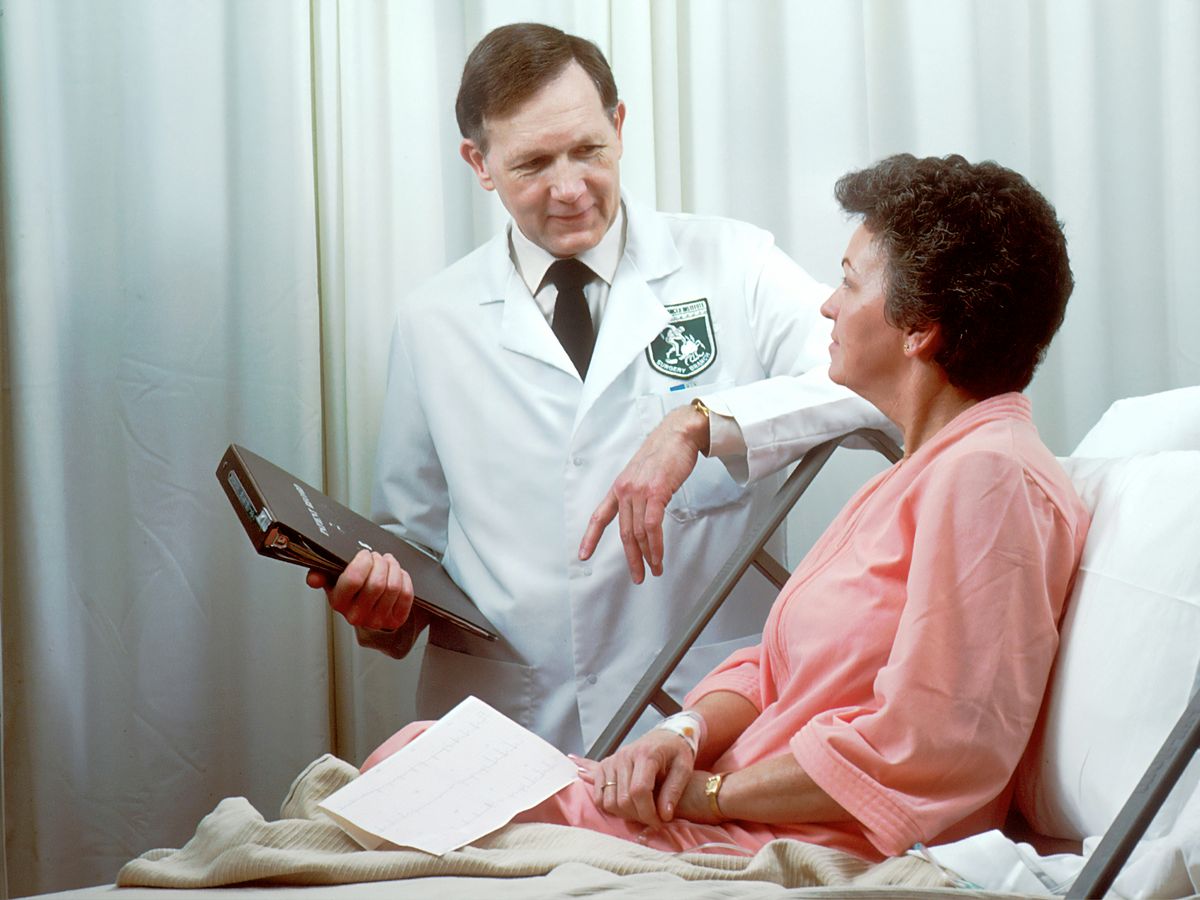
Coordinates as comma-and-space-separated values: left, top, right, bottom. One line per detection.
690, 397, 711, 420
704, 772, 726, 820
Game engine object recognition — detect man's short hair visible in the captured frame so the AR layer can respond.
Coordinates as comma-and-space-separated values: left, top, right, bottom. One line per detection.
835, 154, 1074, 399
456, 23, 619, 154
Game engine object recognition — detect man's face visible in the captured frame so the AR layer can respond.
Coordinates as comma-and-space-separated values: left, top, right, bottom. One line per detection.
460, 61, 624, 258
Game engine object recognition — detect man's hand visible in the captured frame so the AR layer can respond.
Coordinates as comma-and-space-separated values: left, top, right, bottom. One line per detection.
571, 728, 697, 828
307, 548, 414, 631
578, 404, 710, 583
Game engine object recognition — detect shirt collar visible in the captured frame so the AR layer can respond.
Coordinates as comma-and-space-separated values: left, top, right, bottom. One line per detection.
510, 203, 626, 296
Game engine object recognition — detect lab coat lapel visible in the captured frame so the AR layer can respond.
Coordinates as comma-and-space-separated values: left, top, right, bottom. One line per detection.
489, 232, 579, 378
574, 200, 682, 428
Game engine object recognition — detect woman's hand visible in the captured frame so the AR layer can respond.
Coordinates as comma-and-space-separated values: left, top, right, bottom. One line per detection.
571, 728, 697, 828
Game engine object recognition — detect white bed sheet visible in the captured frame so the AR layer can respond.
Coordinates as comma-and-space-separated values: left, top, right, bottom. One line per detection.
34, 876, 1026, 900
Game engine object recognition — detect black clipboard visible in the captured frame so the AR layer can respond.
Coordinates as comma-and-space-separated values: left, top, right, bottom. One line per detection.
216, 444, 497, 641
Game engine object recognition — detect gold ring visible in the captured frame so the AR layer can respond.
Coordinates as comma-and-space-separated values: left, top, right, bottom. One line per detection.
603, 781, 617, 789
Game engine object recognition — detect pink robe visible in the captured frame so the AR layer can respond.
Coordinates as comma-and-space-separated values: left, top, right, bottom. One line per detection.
365, 394, 1089, 859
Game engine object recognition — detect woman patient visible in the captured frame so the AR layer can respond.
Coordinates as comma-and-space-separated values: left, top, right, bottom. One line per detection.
364, 153, 1090, 861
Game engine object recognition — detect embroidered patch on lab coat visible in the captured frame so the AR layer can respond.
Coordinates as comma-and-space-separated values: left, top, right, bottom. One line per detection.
646, 299, 717, 379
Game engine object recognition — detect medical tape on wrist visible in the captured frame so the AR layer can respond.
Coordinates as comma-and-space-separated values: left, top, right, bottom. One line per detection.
654, 710, 707, 756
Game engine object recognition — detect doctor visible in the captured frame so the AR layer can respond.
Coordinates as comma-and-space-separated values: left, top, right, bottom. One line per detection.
310, 22, 886, 754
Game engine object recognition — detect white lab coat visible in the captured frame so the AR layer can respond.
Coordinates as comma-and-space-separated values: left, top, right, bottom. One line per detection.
369, 197, 887, 753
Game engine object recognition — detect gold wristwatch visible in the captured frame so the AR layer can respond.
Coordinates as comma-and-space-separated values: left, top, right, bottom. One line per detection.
690, 397, 711, 420
704, 772, 726, 820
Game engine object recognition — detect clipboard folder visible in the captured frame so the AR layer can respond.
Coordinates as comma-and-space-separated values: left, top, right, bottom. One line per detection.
216, 443, 497, 641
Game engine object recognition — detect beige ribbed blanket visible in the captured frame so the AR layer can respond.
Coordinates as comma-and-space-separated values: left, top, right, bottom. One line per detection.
117, 754, 955, 892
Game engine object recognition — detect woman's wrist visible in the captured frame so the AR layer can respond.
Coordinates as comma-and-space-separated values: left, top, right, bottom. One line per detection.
653, 710, 707, 756
678, 770, 726, 824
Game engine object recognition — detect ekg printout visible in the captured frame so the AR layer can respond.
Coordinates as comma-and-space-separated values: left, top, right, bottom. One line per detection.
318, 695, 579, 855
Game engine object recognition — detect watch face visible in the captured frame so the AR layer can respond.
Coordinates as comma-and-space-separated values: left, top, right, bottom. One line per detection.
705, 772, 725, 818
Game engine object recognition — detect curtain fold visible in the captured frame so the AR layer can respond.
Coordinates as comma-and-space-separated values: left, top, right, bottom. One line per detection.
2, 0, 1197, 894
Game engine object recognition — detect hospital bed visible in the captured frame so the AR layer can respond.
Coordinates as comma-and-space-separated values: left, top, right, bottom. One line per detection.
37, 387, 1200, 898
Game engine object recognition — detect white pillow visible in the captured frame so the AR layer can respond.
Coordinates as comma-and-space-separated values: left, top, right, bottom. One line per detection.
1016, 451, 1200, 841
1072, 386, 1200, 456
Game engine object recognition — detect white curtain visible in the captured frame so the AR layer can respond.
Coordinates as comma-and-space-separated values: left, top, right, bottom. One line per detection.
1, 2, 333, 896
2, 0, 1197, 894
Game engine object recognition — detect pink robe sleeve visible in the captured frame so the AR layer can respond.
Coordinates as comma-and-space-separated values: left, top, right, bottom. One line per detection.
792, 449, 1081, 856
684, 644, 766, 713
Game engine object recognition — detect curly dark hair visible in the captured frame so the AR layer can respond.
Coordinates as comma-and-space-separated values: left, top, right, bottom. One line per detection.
834, 154, 1073, 399
456, 23, 619, 155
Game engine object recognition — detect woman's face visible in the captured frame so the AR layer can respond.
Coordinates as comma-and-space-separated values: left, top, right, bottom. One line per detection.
820, 224, 907, 398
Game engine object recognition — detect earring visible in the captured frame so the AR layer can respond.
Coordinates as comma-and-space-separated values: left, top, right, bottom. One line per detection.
904, 341, 914, 352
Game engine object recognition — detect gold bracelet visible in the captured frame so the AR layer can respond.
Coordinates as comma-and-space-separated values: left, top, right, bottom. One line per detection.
690, 397, 711, 420
704, 772, 726, 820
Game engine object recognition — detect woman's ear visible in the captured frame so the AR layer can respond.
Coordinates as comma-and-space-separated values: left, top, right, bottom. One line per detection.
904, 323, 941, 358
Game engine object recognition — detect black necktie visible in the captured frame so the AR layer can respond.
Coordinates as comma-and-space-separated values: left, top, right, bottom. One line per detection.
546, 258, 596, 378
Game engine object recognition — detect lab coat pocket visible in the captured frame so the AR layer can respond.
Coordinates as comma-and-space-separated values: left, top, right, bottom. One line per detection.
417, 643, 536, 730
635, 379, 751, 522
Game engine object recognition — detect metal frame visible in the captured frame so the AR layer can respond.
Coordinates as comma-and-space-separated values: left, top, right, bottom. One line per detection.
1066, 687, 1200, 898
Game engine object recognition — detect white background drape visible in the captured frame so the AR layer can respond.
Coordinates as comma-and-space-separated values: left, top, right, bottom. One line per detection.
1, 0, 1197, 894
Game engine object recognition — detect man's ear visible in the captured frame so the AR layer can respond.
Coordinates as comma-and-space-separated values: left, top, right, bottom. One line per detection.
460, 139, 495, 192
609, 103, 628, 163
612, 101, 626, 143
